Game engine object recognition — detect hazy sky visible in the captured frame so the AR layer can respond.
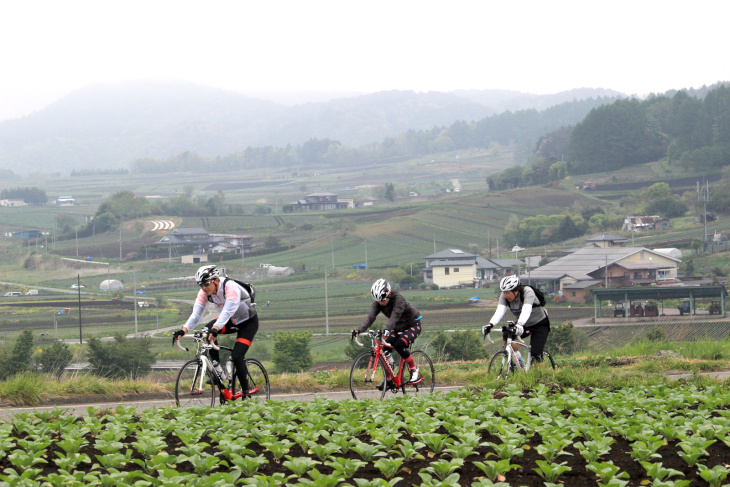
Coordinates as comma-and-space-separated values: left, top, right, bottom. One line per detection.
1, 0, 727, 122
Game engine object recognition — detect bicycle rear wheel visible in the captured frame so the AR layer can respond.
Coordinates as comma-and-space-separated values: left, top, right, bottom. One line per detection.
175, 359, 215, 407
350, 351, 387, 400
404, 350, 435, 395
232, 358, 270, 403
487, 350, 512, 380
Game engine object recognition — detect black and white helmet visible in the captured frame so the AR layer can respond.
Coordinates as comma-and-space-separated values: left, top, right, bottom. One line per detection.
195, 264, 220, 285
370, 279, 391, 301
499, 275, 520, 292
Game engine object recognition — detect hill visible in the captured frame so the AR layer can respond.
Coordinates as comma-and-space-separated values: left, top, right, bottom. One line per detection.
0, 81, 620, 175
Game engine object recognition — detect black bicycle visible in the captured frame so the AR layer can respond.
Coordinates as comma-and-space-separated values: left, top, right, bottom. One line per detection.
174, 327, 270, 406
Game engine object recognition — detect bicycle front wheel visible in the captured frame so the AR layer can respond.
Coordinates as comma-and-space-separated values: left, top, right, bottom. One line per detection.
487, 351, 512, 380
533, 350, 556, 371
230, 358, 270, 403
175, 359, 215, 407
405, 350, 435, 395
350, 351, 387, 400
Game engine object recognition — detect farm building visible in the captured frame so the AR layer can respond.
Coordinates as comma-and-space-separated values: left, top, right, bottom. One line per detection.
99, 279, 124, 291
622, 216, 672, 232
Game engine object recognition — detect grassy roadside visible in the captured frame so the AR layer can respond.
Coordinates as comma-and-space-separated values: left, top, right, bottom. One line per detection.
2, 338, 729, 407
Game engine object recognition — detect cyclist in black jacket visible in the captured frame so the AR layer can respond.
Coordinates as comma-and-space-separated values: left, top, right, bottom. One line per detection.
352, 279, 423, 386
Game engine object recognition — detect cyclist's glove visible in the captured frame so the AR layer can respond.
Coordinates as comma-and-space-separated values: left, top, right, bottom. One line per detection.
209, 327, 220, 338
172, 329, 185, 345
514, 324, 524, 337
383, 330, 391, 339
351, 329, 360, 339
481, 324, 493, 339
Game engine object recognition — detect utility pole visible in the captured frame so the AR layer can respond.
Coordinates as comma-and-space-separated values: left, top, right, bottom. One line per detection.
330, 236, 335, 269
133, 272, 138, 337
77, 274, 83, 344
324, 267, 329, 335
698, 181, 710, 252
119, 224, 122, 261
364, 240, 368, 268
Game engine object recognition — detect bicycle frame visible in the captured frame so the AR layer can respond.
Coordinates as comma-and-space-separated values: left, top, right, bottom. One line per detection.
354, 330, 410, 389
486, 323, 533, 372
176, 328, 227, 391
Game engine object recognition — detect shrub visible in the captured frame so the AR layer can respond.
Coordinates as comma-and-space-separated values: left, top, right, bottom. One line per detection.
646, 327, 666, 342
86, 335, 157, 379
344, 338, 363, 361
36, 341, 73, 378
273, 330, 313, 373
546, 321, 576, 356
430, 331, 487, 362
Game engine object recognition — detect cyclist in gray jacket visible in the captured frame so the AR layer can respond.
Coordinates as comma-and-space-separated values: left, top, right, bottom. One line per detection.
482, 275, 550, 363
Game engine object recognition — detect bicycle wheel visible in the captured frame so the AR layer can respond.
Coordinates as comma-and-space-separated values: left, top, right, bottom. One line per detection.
404, 350, 435, 395
175, 359, 215, 407
533, 350, 556, 371
231, 358, 270, 403
487, 350, 512, 380
350, 351, 387, 400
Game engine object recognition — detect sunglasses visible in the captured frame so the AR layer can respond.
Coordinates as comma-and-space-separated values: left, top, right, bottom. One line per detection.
199, 280, 214, 288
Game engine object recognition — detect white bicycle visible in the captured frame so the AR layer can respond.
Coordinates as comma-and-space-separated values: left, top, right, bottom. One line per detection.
485, 321, 555, 379
174, 327, 270, 406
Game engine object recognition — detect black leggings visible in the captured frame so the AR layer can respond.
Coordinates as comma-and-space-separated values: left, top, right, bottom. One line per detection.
384, 321, 422, 360
207, 314, 259, 389
521, 316, 550, 362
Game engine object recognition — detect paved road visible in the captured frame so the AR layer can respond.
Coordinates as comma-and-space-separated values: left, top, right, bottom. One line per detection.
0, 386, 462, 420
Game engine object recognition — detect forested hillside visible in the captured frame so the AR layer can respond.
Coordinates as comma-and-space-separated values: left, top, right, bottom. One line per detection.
132, 96, 616, 174
488, 82, 730, 190
0, 81, 617, 175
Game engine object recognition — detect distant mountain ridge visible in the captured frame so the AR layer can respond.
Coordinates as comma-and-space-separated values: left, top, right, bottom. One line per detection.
0, 81, 622, 175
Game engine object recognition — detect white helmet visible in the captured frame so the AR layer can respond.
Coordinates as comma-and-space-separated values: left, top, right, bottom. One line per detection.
195, 264, 220, 285
370, 279, 391, 301
500, 275, 520, 292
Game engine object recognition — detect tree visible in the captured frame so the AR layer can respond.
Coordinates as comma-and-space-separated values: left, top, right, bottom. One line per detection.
253, 204, 271, 215
272, 330, 313, 373
0, 330, 35, 379
265, 236, 281, 249
648, 182, 671, 200
645, 197, 688, 218
384, 183, 396, 202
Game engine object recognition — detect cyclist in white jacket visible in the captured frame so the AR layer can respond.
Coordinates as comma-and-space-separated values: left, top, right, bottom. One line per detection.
172, 264, 258, 401
482, 275, 550, 363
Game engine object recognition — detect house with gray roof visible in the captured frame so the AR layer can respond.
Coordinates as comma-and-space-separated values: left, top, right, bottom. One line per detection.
285, 192, 350, 212
154, 227, 222, 249
584, 233, 628, 248
521, 246, 681, 302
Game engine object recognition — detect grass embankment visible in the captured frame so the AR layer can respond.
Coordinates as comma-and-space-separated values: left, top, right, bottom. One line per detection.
2, 338, 729, 407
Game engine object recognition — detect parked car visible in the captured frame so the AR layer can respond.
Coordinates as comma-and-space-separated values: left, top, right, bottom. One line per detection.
136, 290, 147, 294
613, 302, 626, 317
4, 292, 22, 297
677, 300, 691, 316
71, 284, 85, 290
25, 289, 38, 295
